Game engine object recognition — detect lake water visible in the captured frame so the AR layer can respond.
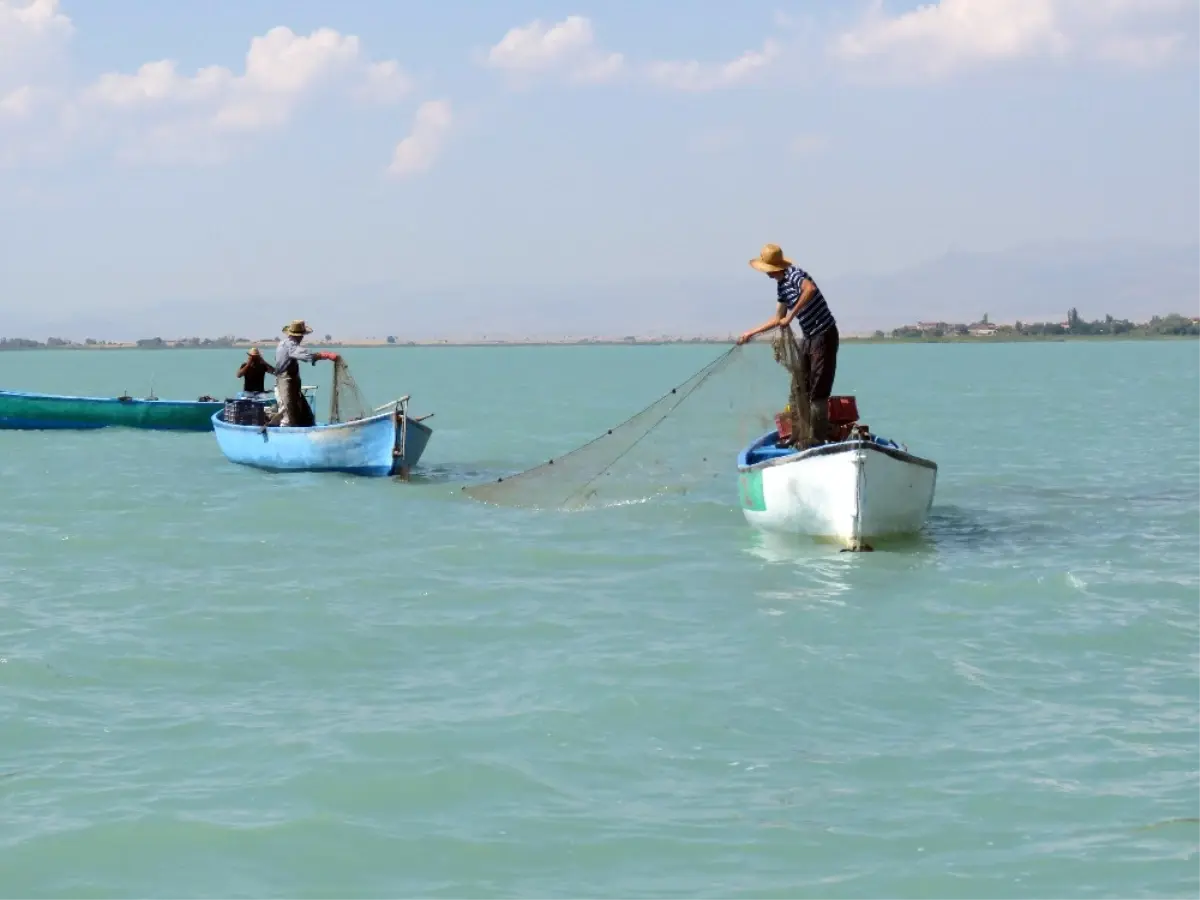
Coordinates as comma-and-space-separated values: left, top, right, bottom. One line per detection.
1, 340, 1197, 898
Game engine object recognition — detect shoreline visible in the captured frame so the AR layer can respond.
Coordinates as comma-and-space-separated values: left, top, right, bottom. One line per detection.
0, 333, 1196, 350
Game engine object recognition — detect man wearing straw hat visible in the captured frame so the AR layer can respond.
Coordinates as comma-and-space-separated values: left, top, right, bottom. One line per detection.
235, 346, 276, 396
737, 243, 839, 446
271, 319, 339, 427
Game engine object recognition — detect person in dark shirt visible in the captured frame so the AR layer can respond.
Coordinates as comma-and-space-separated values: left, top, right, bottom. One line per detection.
236, 347, 276, 394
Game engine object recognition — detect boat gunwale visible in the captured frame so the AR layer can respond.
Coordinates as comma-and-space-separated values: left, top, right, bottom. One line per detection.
211, 408, 434, 437
737, 431, 937, 474
0, 388, 221, 409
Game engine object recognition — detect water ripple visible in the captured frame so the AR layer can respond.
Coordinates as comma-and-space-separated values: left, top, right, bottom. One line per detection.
0, 342, 1196, 898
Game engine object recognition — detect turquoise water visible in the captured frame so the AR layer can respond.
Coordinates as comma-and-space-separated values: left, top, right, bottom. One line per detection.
1, 341, 1197, 898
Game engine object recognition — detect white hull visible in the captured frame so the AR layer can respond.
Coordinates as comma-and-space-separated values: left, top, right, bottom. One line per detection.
737, 438, 937, 548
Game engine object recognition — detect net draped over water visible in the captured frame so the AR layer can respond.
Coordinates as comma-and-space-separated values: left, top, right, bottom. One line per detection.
461, 343, 791, 510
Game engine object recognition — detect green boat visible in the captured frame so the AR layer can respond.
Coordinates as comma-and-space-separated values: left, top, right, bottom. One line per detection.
0, 389, 228, 431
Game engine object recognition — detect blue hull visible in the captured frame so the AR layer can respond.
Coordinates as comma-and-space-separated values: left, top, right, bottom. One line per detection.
212, 408, 433, 477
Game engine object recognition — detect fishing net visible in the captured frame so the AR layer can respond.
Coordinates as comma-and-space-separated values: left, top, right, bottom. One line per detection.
328, 358, 373, 424
772, 324, 810, 445
461, 345, 772, 510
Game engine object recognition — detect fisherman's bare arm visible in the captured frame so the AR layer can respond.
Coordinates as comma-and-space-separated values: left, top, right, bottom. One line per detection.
737, 303, 789, 344
779, 280, 816, 327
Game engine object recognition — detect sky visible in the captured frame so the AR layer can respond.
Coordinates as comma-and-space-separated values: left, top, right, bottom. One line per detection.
0, 0, 1197, 339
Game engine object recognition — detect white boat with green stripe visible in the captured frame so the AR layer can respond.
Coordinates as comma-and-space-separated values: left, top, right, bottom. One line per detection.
736, 427, 938, 551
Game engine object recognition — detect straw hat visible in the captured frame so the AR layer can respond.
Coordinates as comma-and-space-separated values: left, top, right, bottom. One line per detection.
283, 319, 313, 336
748, 243, 793, 274
247, 347, 260, 356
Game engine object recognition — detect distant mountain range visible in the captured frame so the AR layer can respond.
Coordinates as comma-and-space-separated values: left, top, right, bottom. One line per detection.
824, 240, 1200, 333
10, 240, 1198, 341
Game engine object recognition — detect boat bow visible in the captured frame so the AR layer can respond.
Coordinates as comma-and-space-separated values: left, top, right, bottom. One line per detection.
737, 432, 938, 548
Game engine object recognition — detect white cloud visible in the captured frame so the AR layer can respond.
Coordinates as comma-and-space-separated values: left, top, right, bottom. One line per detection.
0, 3, 421, 168
572, 51, 626, 85
79, 25, 406, 136
831, 0, 1197, 80
83, 60, 232, 110
484, 16, 624, 84
0, 0, 72, 91
0, 0, 72, 50
356, 60, 415, 104
646, 39, 781, 91
1, 21, 421, 166
387, 99, 453, 178
0, 1, 74, 164
485, 16, 782, 91
486, 15, 589, 71
832, 0, 1067, 76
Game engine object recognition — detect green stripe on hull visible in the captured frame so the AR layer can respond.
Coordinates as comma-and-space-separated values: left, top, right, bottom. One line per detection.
738, 469, 767, 512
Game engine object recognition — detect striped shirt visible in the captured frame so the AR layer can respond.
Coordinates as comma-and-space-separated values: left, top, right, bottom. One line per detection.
777, 265, 836, 338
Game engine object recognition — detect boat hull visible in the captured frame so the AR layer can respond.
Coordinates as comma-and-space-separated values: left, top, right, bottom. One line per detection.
0, 390, 223, 431
737, 434, 937, 547
212, 409, 432, 477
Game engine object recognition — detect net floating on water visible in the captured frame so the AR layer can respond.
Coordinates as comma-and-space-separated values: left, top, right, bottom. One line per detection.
461, 345, 742, 510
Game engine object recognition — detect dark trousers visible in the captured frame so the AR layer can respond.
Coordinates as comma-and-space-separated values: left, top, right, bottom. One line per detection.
800, 325, 839, 402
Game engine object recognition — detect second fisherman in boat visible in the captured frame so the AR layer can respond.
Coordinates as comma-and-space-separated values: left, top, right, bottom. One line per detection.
270, 320, 339, 427
737, 243, 840, 445
235, 347, 276, 397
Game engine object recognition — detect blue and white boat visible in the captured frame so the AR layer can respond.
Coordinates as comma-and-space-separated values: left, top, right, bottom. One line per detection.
212, 396, 434, 478
736, 395, 937, 550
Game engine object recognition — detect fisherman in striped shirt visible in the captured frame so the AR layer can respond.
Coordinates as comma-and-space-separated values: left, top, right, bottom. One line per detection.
737, 243, 840, 444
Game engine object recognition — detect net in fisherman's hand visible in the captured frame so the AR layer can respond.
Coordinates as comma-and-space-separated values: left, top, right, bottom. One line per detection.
772, 324, 809, 444
461, 345, 773, 510
329, 357, 372, 423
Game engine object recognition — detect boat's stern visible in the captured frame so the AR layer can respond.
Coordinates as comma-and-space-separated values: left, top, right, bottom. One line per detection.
388, 413, 433, 476
854, 442, 938, 539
